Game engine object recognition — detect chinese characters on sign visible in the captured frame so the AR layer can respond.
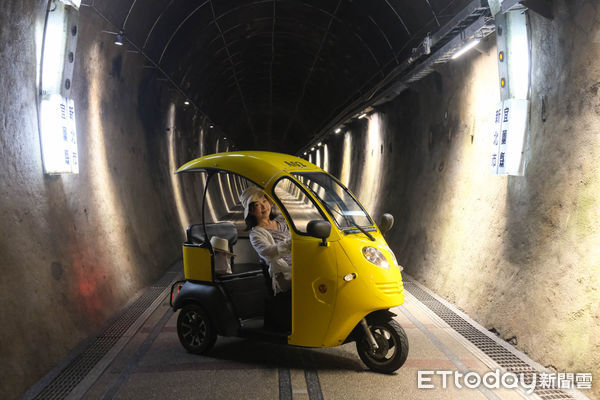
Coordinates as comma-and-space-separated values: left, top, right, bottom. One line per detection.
40, 94, 79, 174
491, 98, 529, 176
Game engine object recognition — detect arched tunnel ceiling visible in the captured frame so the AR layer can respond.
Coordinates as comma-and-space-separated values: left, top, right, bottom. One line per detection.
91, 0, 474, 152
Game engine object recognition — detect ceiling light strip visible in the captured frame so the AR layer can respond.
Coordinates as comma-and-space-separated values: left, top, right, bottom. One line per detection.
297, 0, 494, 156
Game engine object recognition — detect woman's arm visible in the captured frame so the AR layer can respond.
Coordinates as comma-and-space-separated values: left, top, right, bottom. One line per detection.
250, 228, 288, 259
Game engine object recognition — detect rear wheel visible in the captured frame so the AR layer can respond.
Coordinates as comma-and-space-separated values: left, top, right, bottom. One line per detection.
177, 305, 217, 354
356, 317, 409, 373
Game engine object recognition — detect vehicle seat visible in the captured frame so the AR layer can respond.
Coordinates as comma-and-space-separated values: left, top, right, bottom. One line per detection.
186, 222, 237, 247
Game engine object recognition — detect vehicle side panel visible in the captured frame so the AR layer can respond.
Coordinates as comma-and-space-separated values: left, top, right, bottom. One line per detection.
287, 236, 339, 347
320, 234, 404, 347
173, 281, 239, 336
183, 244, 213, 282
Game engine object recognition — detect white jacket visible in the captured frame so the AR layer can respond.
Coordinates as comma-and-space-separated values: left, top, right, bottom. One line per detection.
249, 226, 292, 295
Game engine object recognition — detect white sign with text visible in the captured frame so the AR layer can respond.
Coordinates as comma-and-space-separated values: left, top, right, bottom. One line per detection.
491, 98, 529, 176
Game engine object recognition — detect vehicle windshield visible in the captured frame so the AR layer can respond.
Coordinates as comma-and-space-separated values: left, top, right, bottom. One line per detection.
292, 172, 373, 230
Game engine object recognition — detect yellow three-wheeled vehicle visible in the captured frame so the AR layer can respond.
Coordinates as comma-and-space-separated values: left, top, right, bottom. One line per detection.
170, 151, 409, 372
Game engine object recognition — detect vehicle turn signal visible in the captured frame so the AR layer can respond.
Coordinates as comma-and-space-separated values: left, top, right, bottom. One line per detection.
343, 273, 357, 282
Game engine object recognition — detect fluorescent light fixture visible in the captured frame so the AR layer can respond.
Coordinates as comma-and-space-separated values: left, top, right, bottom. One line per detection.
335, 127, 342, 134
114, 31, 124, 46
451, 38, 480, 59
506, 11, 530, 99
41, 5, 69, 95
358, 113, 368, 119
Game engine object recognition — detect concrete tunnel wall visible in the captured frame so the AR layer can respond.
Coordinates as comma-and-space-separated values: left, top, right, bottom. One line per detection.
310, 2, 599, 398
0, 2, 221, 399
1, 0, 599, 399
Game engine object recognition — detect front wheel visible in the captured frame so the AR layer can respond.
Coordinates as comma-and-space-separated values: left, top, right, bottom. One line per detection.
356, 318, 409, 373
177, 305, 217, 354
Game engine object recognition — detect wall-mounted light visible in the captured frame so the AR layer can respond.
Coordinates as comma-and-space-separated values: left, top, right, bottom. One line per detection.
209, 124, 214, 129
114, 30, 124, 46
310, 147, 315, 151
451, 38, 480, 59
303, 152, 307, 155
317, 142, 322, 147
39, 0, 80, 174
335, 127, 342, 134
184, 100, 190, 105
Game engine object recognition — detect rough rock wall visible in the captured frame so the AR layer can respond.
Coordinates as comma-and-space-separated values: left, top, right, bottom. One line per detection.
325, 1, 599, 398
0, 2, 211, 399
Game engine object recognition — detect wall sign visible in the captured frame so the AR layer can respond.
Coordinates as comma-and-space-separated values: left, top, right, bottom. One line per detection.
491, 98, 528, 176
40, 94, 79, 174
38, 0, 80, 175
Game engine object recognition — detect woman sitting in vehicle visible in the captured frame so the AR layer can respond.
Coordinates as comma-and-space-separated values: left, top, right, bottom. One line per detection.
240, 186, 291, 295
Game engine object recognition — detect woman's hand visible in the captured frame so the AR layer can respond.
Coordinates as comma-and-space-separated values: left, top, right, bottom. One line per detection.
277, 238, 292, 255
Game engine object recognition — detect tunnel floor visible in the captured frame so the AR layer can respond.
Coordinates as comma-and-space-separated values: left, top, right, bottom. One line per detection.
24, 262, 588, 400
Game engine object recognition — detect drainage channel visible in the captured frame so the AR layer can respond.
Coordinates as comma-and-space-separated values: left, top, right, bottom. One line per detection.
403, 278, 588, 400
23, 264, 181, 400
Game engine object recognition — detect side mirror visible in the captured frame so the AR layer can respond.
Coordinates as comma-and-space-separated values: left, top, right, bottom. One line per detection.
379, 213, 394, 234
307, 220, 331, 246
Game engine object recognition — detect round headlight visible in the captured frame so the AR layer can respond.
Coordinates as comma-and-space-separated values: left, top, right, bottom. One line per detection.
362, 246, 389, 269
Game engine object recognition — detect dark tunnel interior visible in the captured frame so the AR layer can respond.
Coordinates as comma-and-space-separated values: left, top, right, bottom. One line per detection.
91, 0, 473, 152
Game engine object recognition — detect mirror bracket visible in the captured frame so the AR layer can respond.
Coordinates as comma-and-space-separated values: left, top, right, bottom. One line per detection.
307, 220, 331, 246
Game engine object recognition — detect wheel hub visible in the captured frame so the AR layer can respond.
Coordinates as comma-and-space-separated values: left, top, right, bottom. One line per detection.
369, 332, 391, 358
190, 315, 205, 337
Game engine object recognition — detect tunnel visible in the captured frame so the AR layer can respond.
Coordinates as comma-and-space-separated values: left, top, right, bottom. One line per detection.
1, 0, 599, 399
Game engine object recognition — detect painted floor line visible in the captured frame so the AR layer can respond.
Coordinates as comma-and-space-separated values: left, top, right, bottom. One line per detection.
278, 367, 293, 400
302, 352, 324, 400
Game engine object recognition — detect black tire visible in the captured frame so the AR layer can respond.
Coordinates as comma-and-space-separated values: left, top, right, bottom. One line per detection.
356, 317, 409, 373
177, 305, 217, 354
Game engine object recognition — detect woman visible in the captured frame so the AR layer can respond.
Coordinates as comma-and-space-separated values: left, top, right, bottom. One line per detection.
240, 186, 292, 295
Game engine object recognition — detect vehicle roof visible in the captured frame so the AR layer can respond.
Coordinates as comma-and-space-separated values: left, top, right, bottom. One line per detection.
176, 151, 323, 187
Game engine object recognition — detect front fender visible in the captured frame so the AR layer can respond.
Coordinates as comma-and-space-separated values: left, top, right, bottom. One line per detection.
173, 281, 239, 336
343, 309, 398, 344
